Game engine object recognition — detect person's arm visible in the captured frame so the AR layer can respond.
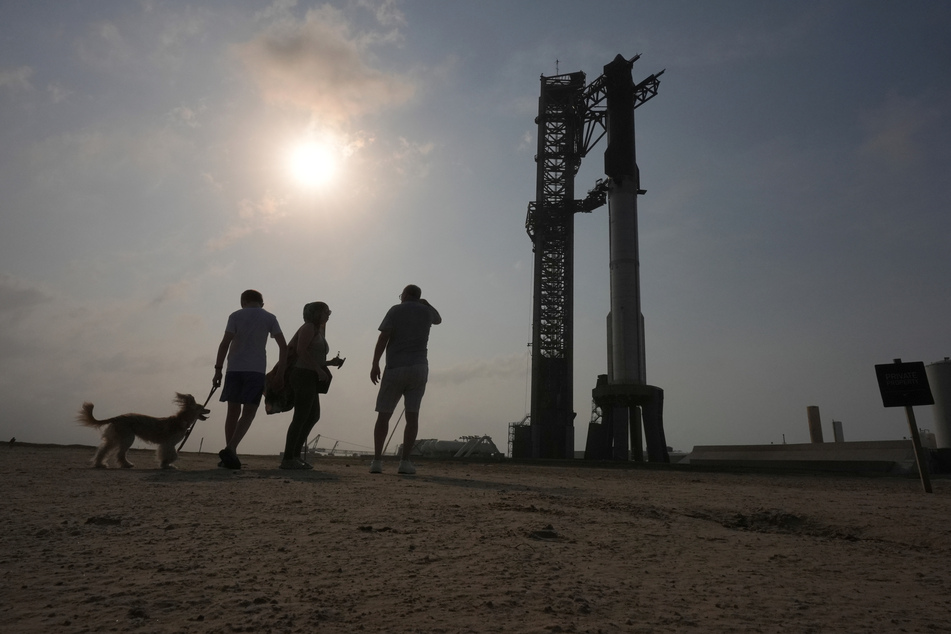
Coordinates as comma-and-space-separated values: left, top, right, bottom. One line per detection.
272, 332, 288, 390
213, 331, 234, 388
370, 330, 390, 385
419, 298, 442, 325
275, 332, 288, 367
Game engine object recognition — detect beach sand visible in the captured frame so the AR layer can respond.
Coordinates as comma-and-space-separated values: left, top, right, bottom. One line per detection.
2, 443, 950, 633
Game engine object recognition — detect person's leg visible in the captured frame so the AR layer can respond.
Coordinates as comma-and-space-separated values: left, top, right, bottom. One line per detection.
282, 406, 307, 460
401, 411, 419, 461
284, 369, 316, 460
227, 402, 259, 452
373, 367, 403, 462
223, 402, 242, 445
294, 396, 321, 459
225, 371, 266, 454
220, 372, 242, 446
373, 411, 395, 460
399, 366, 428, 463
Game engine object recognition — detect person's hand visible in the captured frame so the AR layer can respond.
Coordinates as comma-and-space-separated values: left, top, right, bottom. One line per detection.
213, 369, 223, 388
370, 363, 381, 385
330, 353, 345, 368
272, 375, 284, 391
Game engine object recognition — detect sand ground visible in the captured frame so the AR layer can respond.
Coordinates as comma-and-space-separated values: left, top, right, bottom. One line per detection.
2, 443, 951, 633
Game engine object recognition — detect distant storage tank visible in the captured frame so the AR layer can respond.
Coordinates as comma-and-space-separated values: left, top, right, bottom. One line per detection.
807, 406, 824, 443
925, 358, 951, 448
832, 420, 845, 443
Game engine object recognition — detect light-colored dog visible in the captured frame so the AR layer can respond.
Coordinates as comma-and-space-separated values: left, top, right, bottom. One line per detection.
78, 393, 210, 469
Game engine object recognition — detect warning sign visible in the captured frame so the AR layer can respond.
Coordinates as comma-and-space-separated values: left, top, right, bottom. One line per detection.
874, 361, 935, 408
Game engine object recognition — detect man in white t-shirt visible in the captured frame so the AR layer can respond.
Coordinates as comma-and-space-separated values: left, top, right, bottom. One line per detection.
213, 289, 287, 469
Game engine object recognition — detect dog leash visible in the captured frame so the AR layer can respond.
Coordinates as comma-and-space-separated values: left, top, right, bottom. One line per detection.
177, 385, 218, 452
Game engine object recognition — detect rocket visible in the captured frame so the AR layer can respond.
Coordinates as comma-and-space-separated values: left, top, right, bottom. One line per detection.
603, 54, 646, 387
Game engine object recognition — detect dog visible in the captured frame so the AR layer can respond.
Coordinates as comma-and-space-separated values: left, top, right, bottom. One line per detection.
78, 393, 210, 469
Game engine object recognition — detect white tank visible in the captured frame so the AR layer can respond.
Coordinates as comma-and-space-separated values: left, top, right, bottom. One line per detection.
925, 358, 951, 448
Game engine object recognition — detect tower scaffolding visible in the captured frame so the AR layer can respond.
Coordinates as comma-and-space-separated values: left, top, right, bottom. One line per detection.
522, 55, 664, 460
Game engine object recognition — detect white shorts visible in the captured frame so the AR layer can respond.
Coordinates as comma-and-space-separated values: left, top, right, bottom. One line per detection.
375, 364, 429, 414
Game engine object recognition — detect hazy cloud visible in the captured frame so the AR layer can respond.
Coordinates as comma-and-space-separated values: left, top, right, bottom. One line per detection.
46, 82, 71, 104
77, 22, 134, 71
167, 103, 206, 129
0, 274, 50, 313
357, 0, 407, 29
858, 92, 941, 170
151, 12, 207, 72
253, 0, 299, 23
150, 279, 195, 307
235, 6, 414, 122
518, 130, 533, 152
0, 66, 34, 93
431, 354, 525, 385
206, 193, 288, 251
387, 136, 434, 177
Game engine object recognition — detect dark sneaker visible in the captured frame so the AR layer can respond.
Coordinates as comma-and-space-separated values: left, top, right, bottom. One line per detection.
218, 448, 241, 469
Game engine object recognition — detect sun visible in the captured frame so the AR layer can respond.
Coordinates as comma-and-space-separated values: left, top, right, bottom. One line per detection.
288, 140, 337, 188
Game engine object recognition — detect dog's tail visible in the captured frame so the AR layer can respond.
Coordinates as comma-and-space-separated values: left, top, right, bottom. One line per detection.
77, 402, 103, 428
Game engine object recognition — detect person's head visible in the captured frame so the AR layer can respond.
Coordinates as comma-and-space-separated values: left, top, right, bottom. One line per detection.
303, 301, 331, 325
401, 284, 421, 301
240, 289, 264, 308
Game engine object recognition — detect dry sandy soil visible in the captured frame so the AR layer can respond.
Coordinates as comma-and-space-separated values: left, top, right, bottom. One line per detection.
2, 443, 951, 633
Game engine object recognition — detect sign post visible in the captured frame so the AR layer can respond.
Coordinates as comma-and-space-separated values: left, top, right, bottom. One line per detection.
874, 358, 935, 493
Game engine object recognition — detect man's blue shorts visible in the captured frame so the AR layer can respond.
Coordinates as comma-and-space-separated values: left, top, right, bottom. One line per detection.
220, 371, 266, 405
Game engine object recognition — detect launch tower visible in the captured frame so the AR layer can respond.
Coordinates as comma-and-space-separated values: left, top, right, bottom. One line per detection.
522, 54, 666, 461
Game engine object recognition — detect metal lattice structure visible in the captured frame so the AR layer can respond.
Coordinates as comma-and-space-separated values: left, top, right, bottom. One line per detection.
524, 72, 586, 459
523, 58, 663, 460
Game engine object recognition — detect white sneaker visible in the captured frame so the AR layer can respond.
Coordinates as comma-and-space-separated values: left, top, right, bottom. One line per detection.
397, 460, 416, 475
369, 459, 383, 474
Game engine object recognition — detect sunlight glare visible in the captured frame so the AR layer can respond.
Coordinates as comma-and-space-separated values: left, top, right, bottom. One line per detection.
289, 141, 337, 188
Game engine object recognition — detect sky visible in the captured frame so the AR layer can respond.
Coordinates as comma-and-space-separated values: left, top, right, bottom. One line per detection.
2, 0, 950, 458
